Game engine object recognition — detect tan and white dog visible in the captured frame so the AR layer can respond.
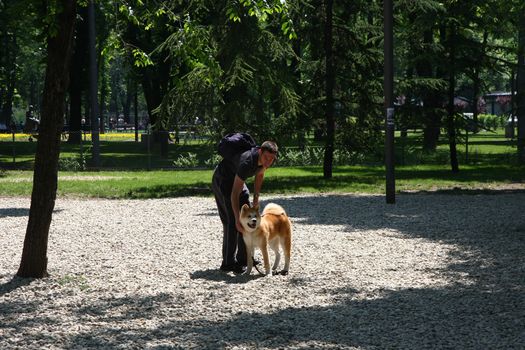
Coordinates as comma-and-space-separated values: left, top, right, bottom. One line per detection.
240, 203, 292, 276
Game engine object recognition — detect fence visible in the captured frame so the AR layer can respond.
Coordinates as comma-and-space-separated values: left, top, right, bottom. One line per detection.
0, 128, 210, 171
0, 125, 520, 171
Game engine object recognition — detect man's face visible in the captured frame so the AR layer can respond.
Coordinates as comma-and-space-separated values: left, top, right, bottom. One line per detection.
260, 150, 276, 169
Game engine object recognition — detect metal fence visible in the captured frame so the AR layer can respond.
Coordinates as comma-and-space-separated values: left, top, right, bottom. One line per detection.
0, 128, 210, 171
0, 126, 520, 171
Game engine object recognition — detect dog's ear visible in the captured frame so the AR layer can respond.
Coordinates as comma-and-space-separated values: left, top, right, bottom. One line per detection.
254, 204, 260, 212
241, 203, 249, 212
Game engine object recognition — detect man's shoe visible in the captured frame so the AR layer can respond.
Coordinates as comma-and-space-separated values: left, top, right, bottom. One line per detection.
220, 263, 247, 274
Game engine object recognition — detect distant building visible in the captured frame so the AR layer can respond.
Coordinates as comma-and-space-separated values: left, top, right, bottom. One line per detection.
483, 92, 512, 116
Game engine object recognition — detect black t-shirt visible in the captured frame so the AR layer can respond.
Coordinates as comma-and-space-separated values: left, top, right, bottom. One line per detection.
218, 147, 262, 180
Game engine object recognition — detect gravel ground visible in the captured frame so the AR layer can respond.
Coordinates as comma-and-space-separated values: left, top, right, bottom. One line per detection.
1, 193, 524, 349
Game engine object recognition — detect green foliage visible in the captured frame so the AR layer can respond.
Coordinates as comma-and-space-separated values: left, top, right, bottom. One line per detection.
131, 48, 154, 67
173, 152, 199, 168
58, 147, 89, 171
3, 0, 525, 170
204, 153, 222, 168
477, 114, 509, 130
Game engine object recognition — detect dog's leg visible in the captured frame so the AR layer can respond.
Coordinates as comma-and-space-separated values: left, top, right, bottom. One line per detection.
281, 234, 291, 275
260, 239, 271, 275
270, 239, 280, 273
243, 236, 253, 275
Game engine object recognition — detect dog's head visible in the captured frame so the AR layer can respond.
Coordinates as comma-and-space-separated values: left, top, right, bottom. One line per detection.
240, 204, 261, 233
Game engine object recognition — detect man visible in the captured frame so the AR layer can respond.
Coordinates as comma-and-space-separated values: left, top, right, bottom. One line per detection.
212, 139, 278, 273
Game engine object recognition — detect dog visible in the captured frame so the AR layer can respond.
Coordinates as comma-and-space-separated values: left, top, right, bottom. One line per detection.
240, 203, 292, 276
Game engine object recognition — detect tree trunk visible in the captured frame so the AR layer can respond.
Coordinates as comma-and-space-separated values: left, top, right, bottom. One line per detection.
323, 0, 335, 179
0, 33, 16, 126
447, 24, 459, 173
122, 76, 133, 123
68, 5, 88, 144
17, 0, 77, 278
99, 60, 107, 134
517, 7, 525, 163
472, 31, 488, 133
418, 29, 441, 151
292, 38, 308, 150
137, 55, 170, 129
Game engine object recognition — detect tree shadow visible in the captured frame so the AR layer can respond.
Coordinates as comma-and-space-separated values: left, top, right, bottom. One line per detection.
150, 285, 523, 348
126, 183, 211, 198
0, 208, 29, 218
0, 275, 34, 296
41, 282, 522, 348
0, 193, 523, 348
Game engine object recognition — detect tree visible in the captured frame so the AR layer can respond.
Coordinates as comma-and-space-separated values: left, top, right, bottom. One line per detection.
517, 5, 525, 162
18, 0, 77, 278
445, 23, 459, 173
323, 0, 335, 178
68, 4, 89, 144
0, 0, 43, 127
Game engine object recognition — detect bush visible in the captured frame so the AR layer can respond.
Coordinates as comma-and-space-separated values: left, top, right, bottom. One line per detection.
276, 147, 366, 166
204, 153, 222, 168
173, 152, 199, 168
477, 114, 506, 130
58, 156, 86, 171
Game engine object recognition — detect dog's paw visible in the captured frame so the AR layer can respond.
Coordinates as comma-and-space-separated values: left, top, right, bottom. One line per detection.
280, 270, 289, 276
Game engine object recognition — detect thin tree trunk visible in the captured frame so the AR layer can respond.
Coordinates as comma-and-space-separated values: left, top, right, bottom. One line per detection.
419, 29, 441, 151
517, 7, 525, 163
1, 33, 16, 126
472, 31, 488, 133
447, 24, 459, 173
68, 5, 88, 144
323, 0, 335, 179
17, 0, 77, 278
99, 58, 107, 134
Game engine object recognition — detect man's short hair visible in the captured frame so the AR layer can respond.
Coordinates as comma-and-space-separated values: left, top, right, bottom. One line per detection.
261, 141, 278, 156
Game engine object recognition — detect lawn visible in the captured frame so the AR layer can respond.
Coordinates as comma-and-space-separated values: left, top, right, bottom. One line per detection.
0, 129, 523, 198
0, 164, 523, 199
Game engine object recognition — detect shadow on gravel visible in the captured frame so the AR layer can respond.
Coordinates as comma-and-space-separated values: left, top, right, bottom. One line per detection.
190, 269, 266, 284
126, 183, 211, 198
1, 193, 524, 348
0, 276, 34, 296
273, 193, 525, 291
54, 284, 523, 349
150, 286, 523, 348
402, 188, 525, 195
0, 208, 29, 218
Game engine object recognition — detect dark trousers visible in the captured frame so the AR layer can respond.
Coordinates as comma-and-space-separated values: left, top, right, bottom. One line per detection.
212, 167, 250, 267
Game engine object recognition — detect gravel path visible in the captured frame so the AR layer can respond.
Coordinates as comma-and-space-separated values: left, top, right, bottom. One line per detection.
1, 193, 524, 349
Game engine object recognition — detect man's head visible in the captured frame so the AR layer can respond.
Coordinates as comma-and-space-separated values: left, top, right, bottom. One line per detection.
259, 141, 278, 169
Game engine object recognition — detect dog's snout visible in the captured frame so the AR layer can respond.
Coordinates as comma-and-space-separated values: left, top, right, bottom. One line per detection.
250, 217, 257, 223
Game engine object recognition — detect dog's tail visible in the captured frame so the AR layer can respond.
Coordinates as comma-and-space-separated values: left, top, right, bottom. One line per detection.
262, 203, 287, 217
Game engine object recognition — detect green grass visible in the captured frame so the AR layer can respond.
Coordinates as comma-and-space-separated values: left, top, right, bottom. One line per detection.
1, 164, 523, 199
0, 137, 213, 169
1, 128, 523, 198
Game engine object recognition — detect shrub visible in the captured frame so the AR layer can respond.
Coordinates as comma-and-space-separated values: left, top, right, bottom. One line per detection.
204, 153, 222, 168
173, 152, 199, 168
58, 156, 86, 171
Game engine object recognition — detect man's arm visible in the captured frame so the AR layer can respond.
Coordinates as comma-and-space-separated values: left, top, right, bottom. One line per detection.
253, 171, 265, 207
231, 175, 245, 233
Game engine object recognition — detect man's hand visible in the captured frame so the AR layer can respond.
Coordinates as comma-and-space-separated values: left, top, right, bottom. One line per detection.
235, 220, 244, 234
